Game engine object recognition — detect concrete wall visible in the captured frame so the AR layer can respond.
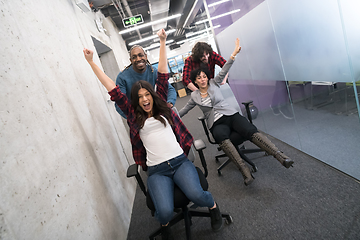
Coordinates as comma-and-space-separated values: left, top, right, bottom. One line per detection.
0, 0, 135, 239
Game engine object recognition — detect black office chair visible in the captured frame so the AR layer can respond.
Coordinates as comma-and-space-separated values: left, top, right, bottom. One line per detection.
198, 83, 265, 175
126, 139, 233, 240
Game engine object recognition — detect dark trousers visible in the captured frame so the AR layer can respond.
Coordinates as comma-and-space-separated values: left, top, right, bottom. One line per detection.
210, 113, 258, 144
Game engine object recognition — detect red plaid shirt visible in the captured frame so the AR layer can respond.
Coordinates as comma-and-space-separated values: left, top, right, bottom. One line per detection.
109, 72, 193, 171
182, 51, 226, 86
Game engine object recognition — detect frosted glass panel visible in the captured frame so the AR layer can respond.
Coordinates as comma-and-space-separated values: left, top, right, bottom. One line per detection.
217, 2, 285, 81
268, 0, 352, 82
340, 0, 360, 81
216, 0, 359, 83
213, 0, 360, 181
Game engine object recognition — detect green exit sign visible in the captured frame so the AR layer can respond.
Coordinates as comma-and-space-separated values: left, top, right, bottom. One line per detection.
123, 14, 144, 28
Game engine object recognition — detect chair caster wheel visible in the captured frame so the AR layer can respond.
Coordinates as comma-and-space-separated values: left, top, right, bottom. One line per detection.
217, 170, 222, 176
215, 157, 220, 163
225, 215, 233, 224
252, 166, 258, 172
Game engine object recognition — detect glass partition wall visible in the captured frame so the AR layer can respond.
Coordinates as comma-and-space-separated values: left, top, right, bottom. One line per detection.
204, 0, 360, 180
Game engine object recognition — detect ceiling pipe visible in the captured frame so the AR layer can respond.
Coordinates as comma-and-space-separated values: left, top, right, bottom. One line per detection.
174, 0, 202, 37
111, 0, 125, 19
148, 0, 169, 32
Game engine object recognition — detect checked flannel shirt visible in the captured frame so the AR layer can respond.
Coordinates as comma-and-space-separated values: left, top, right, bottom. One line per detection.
182, 51, 226, 87
108, 72, 194, 171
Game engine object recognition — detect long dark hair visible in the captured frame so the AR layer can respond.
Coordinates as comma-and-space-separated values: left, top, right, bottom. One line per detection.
130, 80, 173, 128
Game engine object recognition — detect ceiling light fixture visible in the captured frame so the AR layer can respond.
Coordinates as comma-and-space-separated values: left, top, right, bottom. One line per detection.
195, 9, 240, 25
128, 29, 176, 46
119, 14, 181, 35
186, 28, 210, 38
185, 25, 220, 38
188, 33, 211, 43
177, 32, 211, 45
143, 40, 174, 51
182, 0, 199, 28
208, 0, 230, 8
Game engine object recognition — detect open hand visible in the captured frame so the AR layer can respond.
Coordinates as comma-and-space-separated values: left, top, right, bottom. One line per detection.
157, 29, 167, 41
233, 38, 241, 55
83, 48, 94, 62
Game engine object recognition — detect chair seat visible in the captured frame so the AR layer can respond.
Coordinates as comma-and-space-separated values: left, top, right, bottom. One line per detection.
146, 167, 208, 211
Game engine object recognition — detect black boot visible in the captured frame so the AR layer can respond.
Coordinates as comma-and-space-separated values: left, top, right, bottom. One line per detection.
161, 224, 174, 240
219, 139, 254, 186
251, 132, 294, 168
209, 202, 223, 232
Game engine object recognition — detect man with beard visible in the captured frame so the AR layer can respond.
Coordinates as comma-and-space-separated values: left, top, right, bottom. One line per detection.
115, 45, 177, 118
183, 42, 227, 92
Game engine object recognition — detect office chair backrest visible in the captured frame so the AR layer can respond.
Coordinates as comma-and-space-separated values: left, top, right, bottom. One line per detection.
219, 83, 243, 116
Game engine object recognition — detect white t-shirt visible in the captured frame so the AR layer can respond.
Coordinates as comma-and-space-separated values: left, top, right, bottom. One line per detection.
139, 116, 184, 167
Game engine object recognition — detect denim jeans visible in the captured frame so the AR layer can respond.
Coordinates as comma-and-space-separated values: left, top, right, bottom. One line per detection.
147, 153, 215, 225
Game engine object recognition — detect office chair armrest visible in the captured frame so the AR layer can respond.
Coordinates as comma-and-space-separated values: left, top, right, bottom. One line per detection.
127, 164, 147, 196
198, 115, 206, 121
127, 164, 139, 178
193, 139, 206, 151
193, 139, 208, 178
197, 116, 216, 144
241, 100, 254, 124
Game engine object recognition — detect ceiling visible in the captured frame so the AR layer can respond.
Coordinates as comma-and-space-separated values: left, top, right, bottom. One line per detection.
89, 0, 209, 51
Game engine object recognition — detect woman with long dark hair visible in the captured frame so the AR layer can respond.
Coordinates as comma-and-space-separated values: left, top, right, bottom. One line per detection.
83, 29, 222, 240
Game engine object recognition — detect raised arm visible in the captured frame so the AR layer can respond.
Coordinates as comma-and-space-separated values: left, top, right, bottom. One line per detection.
230, 38, 241, 60
157, 29, 168, 74
83, 48, 116, 91
213, 38, 242, 85
155, 29, 170, 102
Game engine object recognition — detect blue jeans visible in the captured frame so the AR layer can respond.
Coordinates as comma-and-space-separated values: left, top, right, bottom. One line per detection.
147, 153, 215, 225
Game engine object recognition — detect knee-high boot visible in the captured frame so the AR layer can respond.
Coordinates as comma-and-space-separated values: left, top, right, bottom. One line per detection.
219, 139, 254, 186
251, 132, 294, 168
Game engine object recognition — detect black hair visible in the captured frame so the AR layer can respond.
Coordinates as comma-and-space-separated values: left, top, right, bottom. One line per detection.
130, 80, 173, 128
190, 67, 211, 88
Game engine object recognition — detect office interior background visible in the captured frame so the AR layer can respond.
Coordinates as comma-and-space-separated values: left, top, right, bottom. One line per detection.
1, 0, 359, 239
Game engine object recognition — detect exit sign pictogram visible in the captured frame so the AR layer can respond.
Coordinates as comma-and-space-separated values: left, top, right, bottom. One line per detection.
123, 14, 144, 28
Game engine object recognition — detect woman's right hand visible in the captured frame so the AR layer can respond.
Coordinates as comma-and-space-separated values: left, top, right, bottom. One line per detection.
232, 38, 241, 58
83, 48, 94, 63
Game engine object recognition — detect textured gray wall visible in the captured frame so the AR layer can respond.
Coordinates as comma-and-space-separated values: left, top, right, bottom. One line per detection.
0, 0, 135, 239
